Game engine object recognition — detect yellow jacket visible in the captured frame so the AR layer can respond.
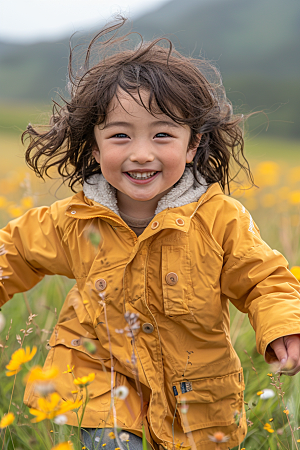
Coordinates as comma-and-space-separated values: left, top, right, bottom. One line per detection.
1, 176, 300, 450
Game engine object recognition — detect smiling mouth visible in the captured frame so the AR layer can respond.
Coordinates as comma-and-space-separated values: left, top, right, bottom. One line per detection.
127, 171, 158, 180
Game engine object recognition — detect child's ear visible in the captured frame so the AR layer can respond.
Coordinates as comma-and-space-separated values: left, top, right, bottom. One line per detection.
186, 133, 202, 164
92, 146, 101, 164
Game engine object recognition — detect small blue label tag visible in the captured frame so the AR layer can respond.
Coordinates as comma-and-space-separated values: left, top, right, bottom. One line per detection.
180, 381, 192, 394
172, 385, 178, 396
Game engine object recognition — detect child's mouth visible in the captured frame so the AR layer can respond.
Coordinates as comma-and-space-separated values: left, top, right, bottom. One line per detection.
126, 171, 158, 180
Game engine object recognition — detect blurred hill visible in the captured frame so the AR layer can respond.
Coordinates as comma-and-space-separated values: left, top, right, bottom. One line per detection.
0, 0, 299, 137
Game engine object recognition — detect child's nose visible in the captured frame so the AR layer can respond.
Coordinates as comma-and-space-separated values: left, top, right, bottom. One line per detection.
129, 145, 155, 164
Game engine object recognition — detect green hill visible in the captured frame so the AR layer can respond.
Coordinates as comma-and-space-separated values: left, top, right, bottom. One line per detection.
0, 0, 299, 137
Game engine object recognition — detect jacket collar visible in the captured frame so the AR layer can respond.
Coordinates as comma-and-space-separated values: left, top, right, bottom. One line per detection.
82, 168, 208, 216
65, 174, 224, 226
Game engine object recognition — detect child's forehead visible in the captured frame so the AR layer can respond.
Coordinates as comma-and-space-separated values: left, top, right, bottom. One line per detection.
106, 89, 176, 122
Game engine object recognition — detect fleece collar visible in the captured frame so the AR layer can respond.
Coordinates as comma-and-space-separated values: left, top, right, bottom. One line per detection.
83, 168, 208, 216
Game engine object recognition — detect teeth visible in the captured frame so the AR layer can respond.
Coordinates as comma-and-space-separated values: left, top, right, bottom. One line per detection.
128, 171, 157, 180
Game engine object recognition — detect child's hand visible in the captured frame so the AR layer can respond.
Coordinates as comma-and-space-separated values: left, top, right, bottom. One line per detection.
268, 334, 300, 376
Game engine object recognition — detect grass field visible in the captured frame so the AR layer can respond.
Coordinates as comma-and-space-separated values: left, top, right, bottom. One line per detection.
1, 106, 300, 450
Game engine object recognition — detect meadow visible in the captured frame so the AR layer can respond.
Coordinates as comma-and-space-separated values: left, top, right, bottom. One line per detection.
1, 106, 300, 450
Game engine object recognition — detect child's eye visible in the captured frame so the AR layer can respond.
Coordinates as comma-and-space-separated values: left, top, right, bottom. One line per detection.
155, 133, 171, 138
111, 133, 129, 138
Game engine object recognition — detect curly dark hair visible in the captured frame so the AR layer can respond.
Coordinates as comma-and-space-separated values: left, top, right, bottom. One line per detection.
22, 17, 253, 193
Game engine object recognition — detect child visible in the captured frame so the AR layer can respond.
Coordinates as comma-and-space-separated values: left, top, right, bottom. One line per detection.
1, 17, 300, 450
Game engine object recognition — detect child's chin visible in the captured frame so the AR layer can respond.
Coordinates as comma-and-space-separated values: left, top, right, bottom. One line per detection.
129, 195, 155, 202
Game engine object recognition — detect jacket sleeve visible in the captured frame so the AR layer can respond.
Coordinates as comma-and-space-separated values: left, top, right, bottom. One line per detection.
220, 199, 300, 360
0, 203, 74, 306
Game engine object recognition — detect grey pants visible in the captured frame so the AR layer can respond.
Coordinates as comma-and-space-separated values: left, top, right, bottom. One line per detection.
82, 427, 143, 450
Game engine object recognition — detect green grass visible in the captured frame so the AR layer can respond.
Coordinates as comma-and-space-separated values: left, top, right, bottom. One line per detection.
245, 137, 300, 164
0, 102, 52, 136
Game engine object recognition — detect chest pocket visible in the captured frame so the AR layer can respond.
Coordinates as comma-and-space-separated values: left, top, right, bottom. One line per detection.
162, 244, 193, 317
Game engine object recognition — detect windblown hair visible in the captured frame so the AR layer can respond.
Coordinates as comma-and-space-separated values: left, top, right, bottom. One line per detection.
22, 17, 253, 193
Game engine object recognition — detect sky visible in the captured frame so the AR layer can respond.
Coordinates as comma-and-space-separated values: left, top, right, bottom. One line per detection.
0, 0, 171, 43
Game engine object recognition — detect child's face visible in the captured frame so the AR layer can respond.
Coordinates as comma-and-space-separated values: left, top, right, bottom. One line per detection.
93, 90, 201, 210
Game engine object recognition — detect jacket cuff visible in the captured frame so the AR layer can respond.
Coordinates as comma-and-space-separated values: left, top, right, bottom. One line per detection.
261, 326, 300, 363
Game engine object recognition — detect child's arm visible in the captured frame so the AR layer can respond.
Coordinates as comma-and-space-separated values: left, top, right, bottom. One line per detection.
0, 201, 74, 306
215, 198, 300, 374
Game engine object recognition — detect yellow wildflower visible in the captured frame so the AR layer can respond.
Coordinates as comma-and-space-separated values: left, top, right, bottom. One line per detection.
51, 442, 74, 450
290, 166, 300, 183
58, 398, 83, 415
8, 205, 23, 218
291, 266, 300, 281
0, 412, 15, 428
6, 346, 37, 376
269, 418, 273, 422
109, 432, 116, 439
263, 423, 274, 433
102, 444, 107, 447
73, 372, 95, 387
29, 392, 82, 423
21, 196, 34, 209
257, 391, 263, 396
267, 373, 273, 377
289, 191, 300, 205
63, 365, 75, 374
26, 365, 59, 382
0, 196, 8, 208
254, 161, 280, 187
283, 409, 289, 415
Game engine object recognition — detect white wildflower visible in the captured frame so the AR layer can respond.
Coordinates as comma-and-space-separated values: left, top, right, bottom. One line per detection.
208, 432, 229, 443
119, 432, 130, 441
54, 414, 68, 425
260, 389, 275, 400
114, 385, 129, 400
34, 382, 56, 396
115, 329, 124, 334
180, 403, 189, 414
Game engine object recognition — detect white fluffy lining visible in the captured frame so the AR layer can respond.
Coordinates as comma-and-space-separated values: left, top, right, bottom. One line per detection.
83, 168, 208, 216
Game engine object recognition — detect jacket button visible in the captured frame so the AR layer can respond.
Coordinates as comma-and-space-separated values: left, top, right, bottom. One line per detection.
142, 323, 154, 334
151, 221, 159, 230
176, 218, 185, 226
71, 338, 81, 346
95, 278, 106, 291
166, 272, 178, 286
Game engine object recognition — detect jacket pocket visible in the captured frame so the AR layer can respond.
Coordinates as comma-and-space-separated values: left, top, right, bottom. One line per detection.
173, 368, 245, 432
24, 325, 114, 409
161, 245, 193, 317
